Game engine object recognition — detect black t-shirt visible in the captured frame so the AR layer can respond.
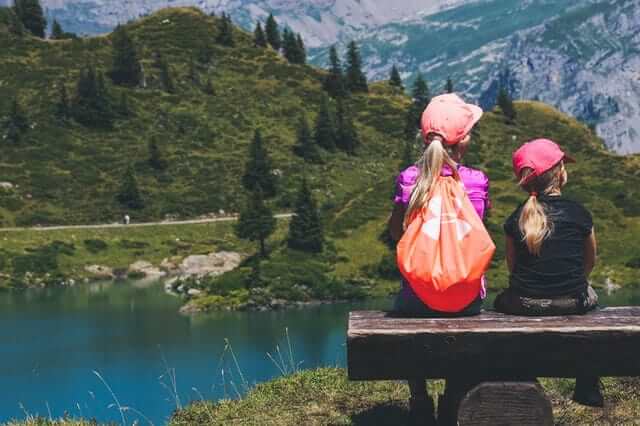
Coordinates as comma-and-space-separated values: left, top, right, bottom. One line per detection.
503, 195, 593, 298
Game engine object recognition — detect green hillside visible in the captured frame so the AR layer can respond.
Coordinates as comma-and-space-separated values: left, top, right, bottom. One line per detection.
0, 6, 639, 303
0, 7, 407, 226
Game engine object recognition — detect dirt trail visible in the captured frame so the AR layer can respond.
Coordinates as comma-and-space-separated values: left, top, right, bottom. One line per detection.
0, 213, 294, 232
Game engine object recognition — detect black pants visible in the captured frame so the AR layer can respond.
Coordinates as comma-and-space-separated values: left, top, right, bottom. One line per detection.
494, 286, 599, 316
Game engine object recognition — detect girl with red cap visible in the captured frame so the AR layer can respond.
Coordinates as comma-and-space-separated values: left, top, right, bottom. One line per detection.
495, 138, 602, 406
389, 93, 490, 425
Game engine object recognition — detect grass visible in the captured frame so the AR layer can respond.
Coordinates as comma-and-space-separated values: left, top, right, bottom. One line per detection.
168, 368, 640, 425
0, 221, 261, 288
5, 370, 639, 425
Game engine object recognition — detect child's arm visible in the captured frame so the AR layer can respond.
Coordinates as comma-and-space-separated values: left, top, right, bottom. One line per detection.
505, 235, 516, 273
584, 228, 597, 277
389, 204, 406, 242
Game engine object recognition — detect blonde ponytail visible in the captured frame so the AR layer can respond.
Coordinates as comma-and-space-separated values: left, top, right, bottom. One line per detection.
517, 163, 565, 255
518, 195, 552, 256
404, 136, 459, 228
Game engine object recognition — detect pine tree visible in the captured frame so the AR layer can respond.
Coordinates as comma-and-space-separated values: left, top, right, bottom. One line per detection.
281, 28, 293, 61
72, 65, 114, 128
497, 86, 517, 123
50, 19, 63, 39
445, 77, 454, 94
254, 22, 267, 48
245, 260, 266, 289
294, 114, 321, 163
196, 44, 214, 64
389, 65, 403, 91
203, 77, 214, 95
117, 165, 144, 210
13, 0, 46, 38
4, 97, 29, 144
55, 80, 70, 122
118, 92, 130, 116
109, 25, 141, 87
323, 45, 346, 98
314, 94, 336, 151
188, 56, 200, 85
288, 178, 323, 253
242, 129, 277, 198
345, 41, 368, 93
49, 19, 75, 39
335, 99, 359, 155
400, 138, 416, 170
157, 55, 175, 93
265, 14, 281, 51
216, 12, 234, 47
282, 29, 305, 64
404, 73, 431, 139
148, 136, 167, 171
296, 33, 307, 65
235, 187, 276, 258
7, 7, 24, 36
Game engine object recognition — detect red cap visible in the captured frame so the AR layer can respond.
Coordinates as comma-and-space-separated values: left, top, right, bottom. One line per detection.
512, 139, 575, 184
421, 93, 483, 145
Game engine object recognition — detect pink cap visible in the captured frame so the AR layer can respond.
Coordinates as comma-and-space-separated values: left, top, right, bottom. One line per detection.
420, 93, 483, 145
512, 139, 575, 184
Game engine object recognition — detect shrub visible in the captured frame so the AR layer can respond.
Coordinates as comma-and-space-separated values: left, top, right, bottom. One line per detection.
625, 257, 640, 269
375, 252, 401, 280
84, 239, 108, 253
118, 239, 149, 249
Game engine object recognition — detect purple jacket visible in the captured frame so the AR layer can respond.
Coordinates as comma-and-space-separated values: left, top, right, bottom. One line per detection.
394, 164, 490, 220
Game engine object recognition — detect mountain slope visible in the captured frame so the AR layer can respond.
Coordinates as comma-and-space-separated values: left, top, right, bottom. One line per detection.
338, 0, 640, 153
0, 7, 408, 226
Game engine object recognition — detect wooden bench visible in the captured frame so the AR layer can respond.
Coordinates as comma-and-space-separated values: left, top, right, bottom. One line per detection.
347, 307, 640, 424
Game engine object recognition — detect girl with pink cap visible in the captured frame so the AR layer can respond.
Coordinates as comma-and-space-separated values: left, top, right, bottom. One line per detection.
495, 138, 602, 406
389, 93, 489, 424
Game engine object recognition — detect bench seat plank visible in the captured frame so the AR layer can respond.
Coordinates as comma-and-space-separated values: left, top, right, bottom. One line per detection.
347, 308, 640, 380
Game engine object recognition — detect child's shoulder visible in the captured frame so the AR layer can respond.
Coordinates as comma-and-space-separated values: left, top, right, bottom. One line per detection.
554, 197, 593, 219
397, 165, 420, 185
459, 164, 488, 178
458, 165, 489, 187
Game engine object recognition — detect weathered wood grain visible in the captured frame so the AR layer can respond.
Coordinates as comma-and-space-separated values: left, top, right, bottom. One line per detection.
348, 308, 640, 380
457, 382, 553, 426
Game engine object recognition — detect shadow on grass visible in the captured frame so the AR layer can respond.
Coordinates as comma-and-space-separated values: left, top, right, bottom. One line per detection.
350, 403, 409, 426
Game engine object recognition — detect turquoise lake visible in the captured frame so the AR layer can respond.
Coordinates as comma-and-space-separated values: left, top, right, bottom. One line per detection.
1, 282, 639, 424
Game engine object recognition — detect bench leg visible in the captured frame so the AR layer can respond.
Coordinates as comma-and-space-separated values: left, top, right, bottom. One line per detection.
408, 378, 435, 426
437, 377, 481, 426
457, 381, 553, 426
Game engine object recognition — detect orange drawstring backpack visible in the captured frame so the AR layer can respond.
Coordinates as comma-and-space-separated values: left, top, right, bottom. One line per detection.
397, 176, 496, 312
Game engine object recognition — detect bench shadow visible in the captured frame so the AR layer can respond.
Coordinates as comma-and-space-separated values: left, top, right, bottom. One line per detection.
350, 403, 410, 426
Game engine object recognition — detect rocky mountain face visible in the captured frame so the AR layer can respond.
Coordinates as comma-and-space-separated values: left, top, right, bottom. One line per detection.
340, 0, 640, 153
491, 1, 640, 154
3, 0, 473, 46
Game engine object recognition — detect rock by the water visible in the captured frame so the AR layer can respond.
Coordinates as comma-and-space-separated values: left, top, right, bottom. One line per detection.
187, 288, 202, 297
179, 251, 241, 278
160, 257, 181, 274
0, 182, 14, 190
605, 277, 622, 295
84, 265, 114, 279
128, 260, 166, 278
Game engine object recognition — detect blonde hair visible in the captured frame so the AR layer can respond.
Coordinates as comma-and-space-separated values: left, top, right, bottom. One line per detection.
404, 134, 460, 228
518, 162, 566, 255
